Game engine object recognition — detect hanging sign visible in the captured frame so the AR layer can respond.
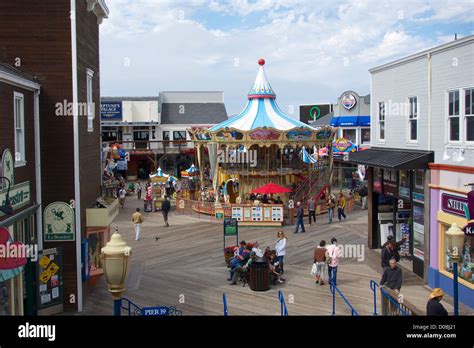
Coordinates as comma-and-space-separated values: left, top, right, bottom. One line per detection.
44, 202, 75, 241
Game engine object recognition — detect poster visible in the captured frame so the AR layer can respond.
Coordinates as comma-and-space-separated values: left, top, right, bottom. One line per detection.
413, 204, 425, 260
373, 167, 383, 194
383, 169, 398, 197
398, 170, 410, 198
271, 207, 283, 221
231, 207, 243, 221
36, 247, 63, 309
251, 207, 263, 221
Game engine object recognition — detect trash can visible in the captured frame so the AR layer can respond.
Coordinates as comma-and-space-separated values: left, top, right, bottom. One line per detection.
249, 261, 270, 291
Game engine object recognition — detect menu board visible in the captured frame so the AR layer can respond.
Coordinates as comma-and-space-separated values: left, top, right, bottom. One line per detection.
36, 247, 63, 309
271, 206, 284, 222
231, 207, 243, 221
251, 207, 263, 221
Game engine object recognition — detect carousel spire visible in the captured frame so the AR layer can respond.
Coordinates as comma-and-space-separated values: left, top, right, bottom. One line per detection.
248, 58, 276, 99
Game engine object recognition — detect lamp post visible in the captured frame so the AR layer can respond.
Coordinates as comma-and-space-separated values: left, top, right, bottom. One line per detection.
0, 176, 13, 215
101, 227, 132, 316
446, 223, 464, 316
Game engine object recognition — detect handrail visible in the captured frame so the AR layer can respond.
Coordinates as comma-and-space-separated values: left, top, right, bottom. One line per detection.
370, 280, 409, 316
278, 291, 289, 316
330, 281, 359, 316
121, 297, 142, 316
223, 292, 229, 316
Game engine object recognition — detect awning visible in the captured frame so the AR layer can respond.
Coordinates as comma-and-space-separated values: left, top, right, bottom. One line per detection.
346, 147, 434, 170
330, 116, 371, 127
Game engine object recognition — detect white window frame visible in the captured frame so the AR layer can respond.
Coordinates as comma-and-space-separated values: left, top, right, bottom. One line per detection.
86, 69, 94, 132
378, 101, 385, 142
407, 96, 418, 144
341, 127, 358, 145
13, 92, 26, 167
446, 89, 461, 144
463, 87, 474, 145
360, 127, 371, 145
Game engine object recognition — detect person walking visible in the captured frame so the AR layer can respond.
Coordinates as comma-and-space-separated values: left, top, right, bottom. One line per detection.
275, 231, 287, 273
131, 208, 144, 241
118, 187, 126, 208
326, 237, 342, 286
426, 288, 448, 316
359, 185, 368, 210
162, 196, 171, 227
313, 240, 327, 285
136, 182, 142, 200
326, 194, 336, 223
294, 201, 306, 233
308, 197, 316, 226
337, 192, 346, 222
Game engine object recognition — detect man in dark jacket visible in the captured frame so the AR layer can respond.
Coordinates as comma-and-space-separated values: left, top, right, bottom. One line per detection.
162, 196, 171, 227
382, 235, 406, 262
380, 258, 402, 292
294, 201, 306, 233
381, 243, 394, 268
426, 288, 448, 316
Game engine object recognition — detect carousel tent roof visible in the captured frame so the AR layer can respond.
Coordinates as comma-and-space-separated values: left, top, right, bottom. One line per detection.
209, 59, 316, 132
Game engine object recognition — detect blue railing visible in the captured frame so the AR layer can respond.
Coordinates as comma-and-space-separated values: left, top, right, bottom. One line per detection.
369, 280, 409, 316
119, 297, 142, 316
223, 292, 229, 316
278, 291, 289, 316
330, 281, 359, 316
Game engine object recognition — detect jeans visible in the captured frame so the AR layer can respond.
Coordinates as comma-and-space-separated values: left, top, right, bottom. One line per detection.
328, 208, 333, 222
295, 218, 305, 233
338, 207, 346, 221
277, 255, 284, 273
308, 210, 316, 224
315, 262, 325, 281
162, 210, 169, 224
328, 265, 338, 285
134, 223, 141, 240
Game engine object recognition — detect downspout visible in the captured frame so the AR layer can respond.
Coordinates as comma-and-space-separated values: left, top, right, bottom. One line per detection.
70, 0, 83, 312
427, 52, 432, 151
34, 89, 43, 252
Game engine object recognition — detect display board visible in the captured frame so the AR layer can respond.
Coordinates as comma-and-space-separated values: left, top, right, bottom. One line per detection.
36, 247, 63, 310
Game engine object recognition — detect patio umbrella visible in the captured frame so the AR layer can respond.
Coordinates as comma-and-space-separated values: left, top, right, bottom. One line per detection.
251, 183, 292, 194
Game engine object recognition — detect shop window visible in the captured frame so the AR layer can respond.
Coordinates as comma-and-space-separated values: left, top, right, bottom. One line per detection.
342, 129, 356, 143
443, 224, 474, 286
448, 90, 460, 142
378, 102, 385, 141
361, 128, 370, 144
163, 131, 170, 141
465, 88, 474, 142
13, 92, 25, 166
408, 96, 418, 142
173, 131, 186, 141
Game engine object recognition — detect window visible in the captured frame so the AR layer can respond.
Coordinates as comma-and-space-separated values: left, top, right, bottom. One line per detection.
408, 96, 418, 142
465, 88, 474, 142
361, 128, 371, 144
342, 129, 356, 143
13, 92, 25, 166
378, 102, 385, 141
448, 90, 460, 142
173, 131, 186, 141
101, 126, 121, 142
163, 131, 170, 141
86, 69, 94, 132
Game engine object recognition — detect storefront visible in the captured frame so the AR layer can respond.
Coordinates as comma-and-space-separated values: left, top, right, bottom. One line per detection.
348, 147, 434, 278
428, 164, 474, 308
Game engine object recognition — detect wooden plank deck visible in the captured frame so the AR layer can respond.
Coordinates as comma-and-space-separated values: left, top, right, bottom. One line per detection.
78, 197, 474, 316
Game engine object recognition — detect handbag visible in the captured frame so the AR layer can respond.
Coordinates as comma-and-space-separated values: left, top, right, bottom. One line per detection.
310, 263, 317, 275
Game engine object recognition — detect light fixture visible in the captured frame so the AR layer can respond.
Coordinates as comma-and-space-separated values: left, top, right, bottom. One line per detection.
446, 223, 465, 261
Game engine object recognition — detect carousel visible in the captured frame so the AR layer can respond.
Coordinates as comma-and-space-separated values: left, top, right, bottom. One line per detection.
187, 59, 336, 226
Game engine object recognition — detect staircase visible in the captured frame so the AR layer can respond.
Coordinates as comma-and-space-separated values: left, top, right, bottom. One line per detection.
293, 166, 328, 204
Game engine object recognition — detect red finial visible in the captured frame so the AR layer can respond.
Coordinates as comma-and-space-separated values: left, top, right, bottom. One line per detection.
258, 58, 265, 66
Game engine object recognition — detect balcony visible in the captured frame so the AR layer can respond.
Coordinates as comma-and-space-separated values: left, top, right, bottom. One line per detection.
86, 197, 120, 227
104, 140, 194, 154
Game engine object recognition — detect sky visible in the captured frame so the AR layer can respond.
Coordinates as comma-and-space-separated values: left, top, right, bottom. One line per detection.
99, 0, 474, 117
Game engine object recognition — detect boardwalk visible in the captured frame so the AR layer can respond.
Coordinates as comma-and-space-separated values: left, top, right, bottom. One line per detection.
79, 197, 473, 316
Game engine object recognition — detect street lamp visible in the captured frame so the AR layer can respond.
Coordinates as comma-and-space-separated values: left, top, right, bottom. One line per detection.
446, 223, 464, 316
101, 227, 132, 316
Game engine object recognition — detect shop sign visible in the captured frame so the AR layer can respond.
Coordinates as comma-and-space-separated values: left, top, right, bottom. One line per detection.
100, 102, 122, 121
441, 193, 468, 218
142, 306, 170, 316
44, 202, 75, 241
332, 138, 357, 155
463, 221, 474, 236
341, 92, 357, 110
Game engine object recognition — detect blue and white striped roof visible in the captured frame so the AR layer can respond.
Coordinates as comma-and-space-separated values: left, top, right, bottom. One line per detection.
210, 59, 315, 132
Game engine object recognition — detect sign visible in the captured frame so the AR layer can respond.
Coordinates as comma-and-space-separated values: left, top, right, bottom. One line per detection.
299, 104, 332, 124
100, 101, 122, 121
1, 149, 14, 189
44, 202, 75, 241
463, 221, 474, 236
332, 138, 357, 155
383, 169, 398, 197
224, 218, 238, 236
341, 92, 357, 110
36, 247, 63, 309
215, 207, 224, 220
441, 193, 468, 218
413, 192, 424, 204
142, 306, 170, 316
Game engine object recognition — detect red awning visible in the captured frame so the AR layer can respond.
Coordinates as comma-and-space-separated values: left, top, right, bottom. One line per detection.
251, 183, 292, 194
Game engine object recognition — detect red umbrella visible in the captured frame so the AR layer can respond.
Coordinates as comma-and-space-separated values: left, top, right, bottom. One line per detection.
252, 183, 292, 194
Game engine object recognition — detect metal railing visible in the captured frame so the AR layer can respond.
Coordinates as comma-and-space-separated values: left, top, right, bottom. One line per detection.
120, 297, 143, 316
278, 291, 289, 316
223, 292, 229, 316
330, 281, 360, 316
369, 280, 420, 316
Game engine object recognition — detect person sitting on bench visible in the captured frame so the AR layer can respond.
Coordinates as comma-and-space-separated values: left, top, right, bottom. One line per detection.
230, 252, 256, 286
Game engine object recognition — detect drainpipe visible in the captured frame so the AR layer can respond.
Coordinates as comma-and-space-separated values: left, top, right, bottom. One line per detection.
34, 89, 43, 252
70, 0, 83, 313
427, 52, 432, 151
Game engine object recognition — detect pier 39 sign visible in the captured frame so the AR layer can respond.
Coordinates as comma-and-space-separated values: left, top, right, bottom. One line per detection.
0, 149, 31, 217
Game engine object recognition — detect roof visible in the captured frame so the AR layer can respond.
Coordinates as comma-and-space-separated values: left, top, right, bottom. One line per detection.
0, 63, 40, 90
370, 35, 474, 73
309, 112, 333, 127
210, 59, 315, 132
346, 147, 434, 170
160, 102, 228, 125
160, 91, 224, 103
102, 96, 159, 102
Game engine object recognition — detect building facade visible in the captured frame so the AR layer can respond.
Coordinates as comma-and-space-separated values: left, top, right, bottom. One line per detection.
101, 91, 228, 179
0, 0, 109, 313
349, 35, 473, 308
